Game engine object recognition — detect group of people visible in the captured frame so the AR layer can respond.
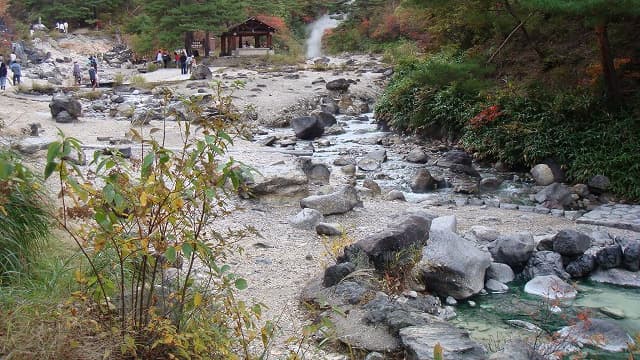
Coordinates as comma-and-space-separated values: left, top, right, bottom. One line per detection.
72, 55, 99, 89
55, 22, 69, 33
156, 49, 197, 74
0, 53, 22, 90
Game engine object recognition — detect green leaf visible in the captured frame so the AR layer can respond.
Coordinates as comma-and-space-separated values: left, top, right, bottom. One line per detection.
165, 246, 177, 263
44, 161, 58, 180
234, 278, 248, 290
46, 141, 62, 163
142, 152, 155, 175
182, 242, 193, 258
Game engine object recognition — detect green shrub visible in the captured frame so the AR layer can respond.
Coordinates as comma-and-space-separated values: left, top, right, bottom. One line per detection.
146, 62, 158, 72
0, 150, 52, 282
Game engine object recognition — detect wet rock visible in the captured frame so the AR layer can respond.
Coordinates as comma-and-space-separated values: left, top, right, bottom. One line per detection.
565, 253, 596, 278
530, 164, 555, 186
488, 233, 535, 271
479, 177, 502, 191
485, 279, 508, 293
595, 245, 623, 269
418, 229, 491, 299
486, 262, 515, 283
190, 64, 212, 80
385, 190, 406, 201
622, 241, 640, 271
524, 275, 577, 300
345, 212, 434, 270
553, 229, 592, 256
534, 183, 572, 209
320, 100, 339, 114
600, 307, 626, 320
362, 179, 381, 196
557, 319, 635, 352
588, 175, 610, 194
326, 78, 350, 92
406, 148, 429, 164
316, 223, 343, 236
523, 251, 570, 280
400, 324, 487, 360
311, 110, 337, 127
289, 208, 323, 230
323, 262, 355, 287
300, 185, 361, 215
489, 339, 543, 360
357, 157, 379, 171
54, 110, 75, 123
590, 268, 640, 287
410, 168, 435, 193
437, 150, 473, 167
333, 156, 355, 166
341, 164, 356, 175
291, 116, 325, 140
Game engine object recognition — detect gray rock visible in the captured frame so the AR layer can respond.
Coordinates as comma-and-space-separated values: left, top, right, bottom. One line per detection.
470, 226, 500, 243
595, 245, 623, 269
346, 212, 434, 270
505, 320, 542, 333
437, 150, 473, 167
430, 215, 457, 234
316, 222, 343, 236
553, 229, 592, 256
479, 177, 502, 191
489, 339, 543, 360
341, 164, 356, 175
488, 233, 535, 271
565, 254, 596, 278
530, 164, 555, 186
362, 179, 381, 196
588, 175, 610, 194
13, 137, 55, 155
406, 148, 429, 163
334, 308, 401, 353
190, 64, 212, 80
49, 95, 82, 119
623, 241, 640, 271
289, 208, 323, 230
557, 319, 635, 352
590, 268, 640, 287
410, 169, 435, 193
364, 352, 384, 360
486, 263, 515, 283
291, 116, 325, 140
400, 324, 487, 360
323, 262, 356, 287
311, 110, 337, 127
485, 279, 508, 293
418, 230, 492, 299
600, 306, 626, 320
300, 185, 361, 215
357, 157, 380, 171
326, 78, 350, 92
385, 190, 406, 201
534, 183, 572, 209
445, 296, 457, 306
306, 163, 331, 184
524, 275, 577, 300
245, 162, 308, 199
333, 156, 355, 166
572, 183, 590, 197
55, 110, 75, 123
523, 251, 570, 280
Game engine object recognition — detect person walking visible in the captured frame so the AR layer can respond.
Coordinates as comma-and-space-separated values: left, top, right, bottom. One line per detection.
0, 63, 7, 90
179, 51, 187, 75
88, 66, 97, 89
10, 61, 21, 85
174, 51, 180, 68
156, 50, 163, 65
72, 61, 81, 85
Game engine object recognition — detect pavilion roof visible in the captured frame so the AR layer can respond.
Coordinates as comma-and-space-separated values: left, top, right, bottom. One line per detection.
221, 17, 277, 36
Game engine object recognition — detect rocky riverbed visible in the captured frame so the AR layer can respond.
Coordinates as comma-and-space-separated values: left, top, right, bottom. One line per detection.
2, 32, 640, 359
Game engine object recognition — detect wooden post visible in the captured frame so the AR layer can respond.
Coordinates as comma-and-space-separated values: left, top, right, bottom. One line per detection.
267, 34, 272, 49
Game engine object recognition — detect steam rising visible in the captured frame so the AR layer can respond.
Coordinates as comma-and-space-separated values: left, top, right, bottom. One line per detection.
305, 14, 340, 58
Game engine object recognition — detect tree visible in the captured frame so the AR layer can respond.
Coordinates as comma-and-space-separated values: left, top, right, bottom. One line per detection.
521, 0, 640, 103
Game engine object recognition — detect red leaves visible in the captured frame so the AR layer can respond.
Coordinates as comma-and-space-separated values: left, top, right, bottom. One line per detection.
469, 105, 503, 128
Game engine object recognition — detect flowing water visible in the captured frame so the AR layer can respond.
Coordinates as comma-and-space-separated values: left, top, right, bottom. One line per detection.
305, 14, 343, 58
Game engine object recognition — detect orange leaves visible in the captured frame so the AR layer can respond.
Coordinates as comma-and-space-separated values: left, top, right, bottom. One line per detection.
469, 105, 503, 128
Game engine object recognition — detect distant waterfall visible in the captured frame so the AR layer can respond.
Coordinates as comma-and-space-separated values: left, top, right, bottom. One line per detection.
305, 14, 342, 58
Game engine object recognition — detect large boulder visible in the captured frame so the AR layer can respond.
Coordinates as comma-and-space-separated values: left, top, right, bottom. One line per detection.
524, 275, 577, 300
323, 262, 356, 287
244, 162, 308, 199
291, 116, 325, 140
490, 339, 543, 360
595, 245, 623, 269
418, 229, 492, 299
326, 78, 350, 92
565, 253, 596, 278
289, 208, 323, 230
300, 185, 361, 215
410, 169, 435, 193
344, 212, 434, 270
50, 95, 82, 119
190, 64, 212, 80
406, 148, 429, 164
530, 164, 555, 186
523, 251, 570, 280
400, 324, 487, 360
311, 110, 337, 127
488, 233, 535, 271
486, 262, 515, 283
553, 229, 592, 256
534, 183, 572, 209
557, 319, 635, 352
437, 150, 473, 167
623, 241, 640, 271
588, 175, 610, 194
590, 268, 640, 287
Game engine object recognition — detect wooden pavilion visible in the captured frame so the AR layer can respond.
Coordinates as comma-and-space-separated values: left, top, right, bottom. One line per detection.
219, 17, 276, 57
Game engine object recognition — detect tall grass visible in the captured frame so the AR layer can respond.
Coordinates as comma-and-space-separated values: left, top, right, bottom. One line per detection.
0, 150, 52, 282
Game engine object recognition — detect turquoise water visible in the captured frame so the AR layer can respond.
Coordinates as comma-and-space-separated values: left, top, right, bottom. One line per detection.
451, 281, 640, 356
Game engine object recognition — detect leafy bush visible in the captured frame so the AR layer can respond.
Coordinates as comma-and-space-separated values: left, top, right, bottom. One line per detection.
0, 150, 52, 282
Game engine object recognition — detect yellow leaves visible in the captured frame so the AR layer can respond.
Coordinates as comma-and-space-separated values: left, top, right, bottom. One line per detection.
74, 269, 86, 284
140, 191, 148, 207
193, 292, 202, 307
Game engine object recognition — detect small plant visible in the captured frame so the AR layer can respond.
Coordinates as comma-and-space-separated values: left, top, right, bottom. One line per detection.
146, 62, 158, 72
130, 74, 148, 87
113, 72, 125, 86
79, 90, 102, 101
434, 342, 444, 360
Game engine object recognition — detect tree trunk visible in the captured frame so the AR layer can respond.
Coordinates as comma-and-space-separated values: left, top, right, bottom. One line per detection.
204, 31, 210, 57
184, 31, 194, 54
594, 23, 621, 103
